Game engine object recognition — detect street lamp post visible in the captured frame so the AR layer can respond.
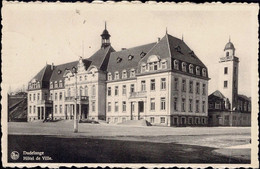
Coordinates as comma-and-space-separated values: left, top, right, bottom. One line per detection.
72, 67, 78, 133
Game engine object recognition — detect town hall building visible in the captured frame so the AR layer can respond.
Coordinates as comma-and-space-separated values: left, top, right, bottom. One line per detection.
27, 24, 210, 126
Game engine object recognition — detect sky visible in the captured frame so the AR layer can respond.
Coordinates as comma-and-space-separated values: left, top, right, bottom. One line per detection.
2, 3, 258, 96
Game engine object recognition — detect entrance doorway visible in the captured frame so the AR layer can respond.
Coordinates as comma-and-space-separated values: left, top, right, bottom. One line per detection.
138, 101, 144, 120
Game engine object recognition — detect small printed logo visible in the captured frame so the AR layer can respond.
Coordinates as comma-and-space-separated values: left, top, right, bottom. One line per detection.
10, 151, 19, 160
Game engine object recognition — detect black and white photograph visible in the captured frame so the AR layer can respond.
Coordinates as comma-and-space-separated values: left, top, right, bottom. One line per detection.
2, 2, 259, 168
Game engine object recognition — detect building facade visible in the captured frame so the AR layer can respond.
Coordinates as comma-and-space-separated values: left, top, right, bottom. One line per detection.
27, 25, 209, 126
208, 40, 251, 126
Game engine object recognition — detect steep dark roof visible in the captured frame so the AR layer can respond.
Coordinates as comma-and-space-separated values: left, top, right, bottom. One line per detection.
29, 64, 53, 89
107, 43, 156, 74
209, 90, 226, 99
88, 46, 115, 71
238, 94, 251, 101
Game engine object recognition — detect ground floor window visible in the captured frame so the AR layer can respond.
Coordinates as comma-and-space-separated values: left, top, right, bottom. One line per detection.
114, 118, 118, 123
225, 115, 229, 120
181, 117, 186, 124
202, 118, 205, 124
174, 117, 178, 125
92, 102, 96, 112
160, 117, 165, 123
188, 117, 192, 124
150, 117, 154, 123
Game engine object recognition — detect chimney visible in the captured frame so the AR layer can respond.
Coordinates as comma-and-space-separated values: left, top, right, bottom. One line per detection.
157, 37, 161, 43
51, 63, 54, 70
121, 48, 126, 51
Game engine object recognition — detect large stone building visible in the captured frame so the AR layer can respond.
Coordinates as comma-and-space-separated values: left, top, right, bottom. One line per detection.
208, 40, 251, 126
27, 25, 209, 126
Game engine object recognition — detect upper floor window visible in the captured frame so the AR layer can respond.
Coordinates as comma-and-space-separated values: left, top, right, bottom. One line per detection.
79, 76, 82, 81
202, 84, 206, 95
107, 87, 111, 96
84, 75, 87, 80
67, 88, 71, 97
59, 80, 63, 88
196, 66, 200, 75
150, 79, 155, 91
84, 86, 88, 96
114, 71, 119, 80
174, 60, 179, 70
59, 92, 63, 100
182, 79, 186, 92
54, 81, 58, 88
37, 93, 40, 101
189, 64, 194, 74
130, 69, 135, 78
122, 70, 127, 79
226, 51, 229, 57
174, 78, 178, 90
161, 78, 166, 90
115, 86, 119, 96
215, 102, 221, 109
189, 81, 193, 93
196, 82, 200, 94
182, 62, 187, 72
107, 72, 112, 81
29, 94, 31, 101
92, 85, 96, 96
122, 85, 126, 95
141, 81, 146, 91
202, 68, 207, 77
130, 84, 135, 93
224, 81, 228, 88
224, 67, 228, 74
161, 60, 167, 69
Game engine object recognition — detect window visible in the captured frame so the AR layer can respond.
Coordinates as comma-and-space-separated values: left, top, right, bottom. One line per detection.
59, 92, 62, 100
196, 82, 200, 94
141, 65, 146, 72
84, 75, 87, 80
92, 102, 95, 112
50, 82, 53, 89
161, 78, 166, 90
182, 62, 187, 72
33, 94, 35, 101
154, 62, 158, 71
224, 81, 228, 88
122, 101, 126, 112
189, 99, 193, 112
130, 84, 135, 93
189, 81, 193, 93
161, 61, 167, 69
115, 72, 119, 80
108, 102, 111, 112
50, 93, 53, 100
174, 78, 178, 90
226, 52, 229, 57
60, 105, 63, 114
174, 60, 179, 70
54, 81, 58, 88
122, 118, 126, 122
29, 94, 31, 101
115, 102, 119, 112
196, 100, 199, 112
108, 73, 112, 80
141, 81, 146, 91
108, 87, 111, 96
59, 81, 63, 87
202, 84, 206, 95
196, 66, 200, 75
215, 102, 221, 109
130, 69, 135, 77
150, 79, 155, 91
122, 70, 127, 79
115, 86, 118, 96
55, 105, 57, 114
149, 63, 154, 71
188, 118, 193, 124
181, 98, 186, 112
160, 117, 165, 123
174, 97, 178, 111
224, 67, 228, 74
55, 93, 57, 101
122, 85, 126, 95
150, 117, 155, 123
34, 106, 36, 114
37, 93, 40, 101
150, 98, 155, 110
182, 79, 186, 92
92, 85, 96, 96
202, 68, 206, 77
161, 97, 166, 110
84, 86, 88, 96
202, 101, 205, 113
189, 64, 194, 74
29, 106, 31, 114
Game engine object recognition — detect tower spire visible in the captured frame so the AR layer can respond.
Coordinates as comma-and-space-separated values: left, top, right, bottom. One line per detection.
105, 21, 107, 30
229, 35, 231, 42
182, 34, 184, 41
101, 22, 111, 48
166, 27, 168, 34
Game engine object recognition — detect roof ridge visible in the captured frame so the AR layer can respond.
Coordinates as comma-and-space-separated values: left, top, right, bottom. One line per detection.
116, 42, 156, 53
40, 65, 48, 82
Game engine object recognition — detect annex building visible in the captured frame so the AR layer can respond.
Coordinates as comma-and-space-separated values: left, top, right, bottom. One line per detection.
27, 25, 209, 126
208, 40, 251, 126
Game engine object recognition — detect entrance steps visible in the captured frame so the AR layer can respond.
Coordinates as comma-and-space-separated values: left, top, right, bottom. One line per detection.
118, 119, 152, 126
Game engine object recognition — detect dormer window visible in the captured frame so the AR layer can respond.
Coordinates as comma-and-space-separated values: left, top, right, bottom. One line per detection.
182, 62, 187, 72
161, 60, 167, 69
107, 72, 112, 81
58, 70, 62, 74
202, 68, 207, 77
116, 57, 122, 63
141, 63, 146, 73
122, 70, 127, 79
54, 81, 58, 88
175, 45, 181, 53
174, 60, 179, 70
189, 51, 195, 57
130, 69, 135, 77
59, 80, 63, 87
84, 75, 87, 80
196, 66, 200, 75
50, 82, 53, 89
37, 81, 40, 88
140, 51, 146, 58
115, 71, 119, 80
128, 55, 134, 60
189, 64, 194, 74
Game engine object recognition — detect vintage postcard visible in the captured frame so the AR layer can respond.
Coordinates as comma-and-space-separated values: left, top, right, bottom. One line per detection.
1, 2, 259, 168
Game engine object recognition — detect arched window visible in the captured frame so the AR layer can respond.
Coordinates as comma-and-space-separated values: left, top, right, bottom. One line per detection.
226, 51, 229, 57
147, 55, 160, 71
54, 81, 58, 88
196, 66, 200, 75
202, 68, 207, 77
79, 86, 83, 96
189, 64, 194, 74
122, 70, 127, 78
84, 86, 88, 96
114, 71, 119, 80
130, 69, 135, 77
59, 80, 63, 87
182, 62, 187, 72
161, 60, 167, 69
92, 85, 96, 96
107, 72, 112, 80
174, 60, 179, 70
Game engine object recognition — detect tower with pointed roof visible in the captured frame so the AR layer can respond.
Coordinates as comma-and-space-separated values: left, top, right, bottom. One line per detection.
218, 38, 239, 110
100, 22, 111, 48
